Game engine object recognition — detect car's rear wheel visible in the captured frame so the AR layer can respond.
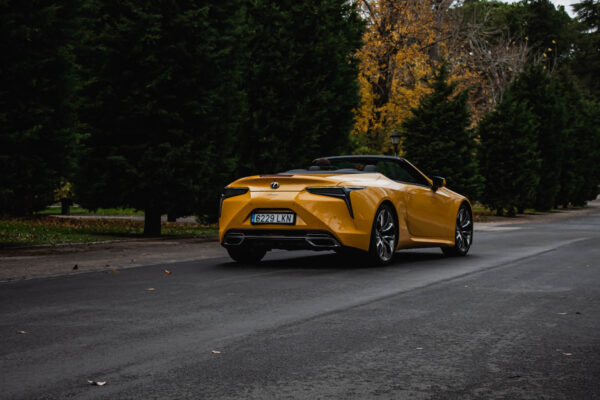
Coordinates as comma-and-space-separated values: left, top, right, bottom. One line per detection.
368, 203, 398, 266
226, 246, 267, 264
441, 203, 473, 256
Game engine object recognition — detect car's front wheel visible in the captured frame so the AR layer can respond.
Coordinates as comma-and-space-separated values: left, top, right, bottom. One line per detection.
441, 203, 473, 256
226, 246, 267, 264
368, 203, 398, 266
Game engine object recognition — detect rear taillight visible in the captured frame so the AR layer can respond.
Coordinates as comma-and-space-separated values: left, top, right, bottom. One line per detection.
306, 186, 365, 218
219, 187, 249, 218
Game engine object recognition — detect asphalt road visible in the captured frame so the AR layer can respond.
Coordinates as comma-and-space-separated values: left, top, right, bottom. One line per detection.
1, 209, 599, 399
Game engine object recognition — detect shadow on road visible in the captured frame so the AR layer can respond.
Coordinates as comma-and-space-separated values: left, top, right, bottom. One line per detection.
217, 249, 448, 271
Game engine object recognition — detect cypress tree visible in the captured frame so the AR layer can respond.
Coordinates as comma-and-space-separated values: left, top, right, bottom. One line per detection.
238, 0, 364, 176
0, 0, 78, 215
401, 62, 482, 200
571, 98, 600, 205
75, 1, 247, 233
478, 78, 541, 216
572, 0, 600, 100
511, 66, 566, 211
555, 70, 586, 207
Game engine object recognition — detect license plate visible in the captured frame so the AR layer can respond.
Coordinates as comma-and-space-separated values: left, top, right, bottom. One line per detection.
251, 212, 295, 225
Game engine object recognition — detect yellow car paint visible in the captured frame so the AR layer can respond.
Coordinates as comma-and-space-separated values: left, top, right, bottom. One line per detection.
219, 160, 470, 252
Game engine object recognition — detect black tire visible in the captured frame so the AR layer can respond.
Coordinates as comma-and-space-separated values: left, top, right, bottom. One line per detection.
226, 246, 267, 264
441, 203, 473, 256
368, 203, 398, 266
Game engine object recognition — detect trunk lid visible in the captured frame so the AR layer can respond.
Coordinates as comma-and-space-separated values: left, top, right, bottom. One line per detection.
232, 174, 345, 192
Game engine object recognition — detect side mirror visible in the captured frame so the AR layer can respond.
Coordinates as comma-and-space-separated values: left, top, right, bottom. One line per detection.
432, 176, 446, 191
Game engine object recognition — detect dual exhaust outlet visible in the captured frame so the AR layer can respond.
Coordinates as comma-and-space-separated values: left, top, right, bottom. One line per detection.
223, 231, 341, 249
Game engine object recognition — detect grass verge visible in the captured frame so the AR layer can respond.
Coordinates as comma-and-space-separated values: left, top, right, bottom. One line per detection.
35, 206, 144, 216
0, 217, 217, 247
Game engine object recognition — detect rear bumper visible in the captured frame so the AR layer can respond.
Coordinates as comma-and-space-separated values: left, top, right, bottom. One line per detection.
222, 229, 341, 251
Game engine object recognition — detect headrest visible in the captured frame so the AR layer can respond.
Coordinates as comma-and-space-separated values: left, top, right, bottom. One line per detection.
363, 164, 377, 172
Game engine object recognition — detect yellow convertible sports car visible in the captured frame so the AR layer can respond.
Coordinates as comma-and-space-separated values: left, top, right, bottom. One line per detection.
219, 155, 473, 265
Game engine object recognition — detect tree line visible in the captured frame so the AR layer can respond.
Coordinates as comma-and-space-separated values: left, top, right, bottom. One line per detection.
0, 0, 364, 234
0, 0, 598, 233
358, 0, 600, 216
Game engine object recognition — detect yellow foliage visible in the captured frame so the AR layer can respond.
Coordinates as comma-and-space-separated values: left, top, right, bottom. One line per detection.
53, 180, 73, 201
352, 0, 482, 154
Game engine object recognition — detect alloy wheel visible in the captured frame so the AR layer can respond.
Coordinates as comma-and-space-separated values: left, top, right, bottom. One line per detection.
455, 205, 473, 253
374, 206, 396, 262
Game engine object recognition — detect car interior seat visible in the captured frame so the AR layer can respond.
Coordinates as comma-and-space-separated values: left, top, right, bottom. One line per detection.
363, 164, 377, 172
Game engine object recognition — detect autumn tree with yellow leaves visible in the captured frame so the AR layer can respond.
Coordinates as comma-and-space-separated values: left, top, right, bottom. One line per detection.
352, 0, 440, 154
351, 0, 529, 154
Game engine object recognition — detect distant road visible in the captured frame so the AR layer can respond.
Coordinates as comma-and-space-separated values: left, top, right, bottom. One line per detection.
1, 206, 599, 399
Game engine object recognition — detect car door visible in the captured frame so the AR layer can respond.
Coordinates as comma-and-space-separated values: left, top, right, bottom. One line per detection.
375, 160, 453, 240
389, 160, 452, 239
405, 184, 452, 239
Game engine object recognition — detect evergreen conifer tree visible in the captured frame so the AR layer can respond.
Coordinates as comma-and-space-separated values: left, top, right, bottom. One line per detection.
478, 77, 541, 216
511, 65, 566, 211
556, 70, 586, 207
238, 0, 364, 176
0, 0, 78, 215
401, 62, 482, 200
571, 98, 600, 204
75, 1, 248, 233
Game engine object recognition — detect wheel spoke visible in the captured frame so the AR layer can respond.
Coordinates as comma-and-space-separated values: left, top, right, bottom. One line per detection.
386, 235, 396, 253
460, 212, 471, 229
381, 221, 394, 233
462, 230, 472, 245
456, 230, 464, 249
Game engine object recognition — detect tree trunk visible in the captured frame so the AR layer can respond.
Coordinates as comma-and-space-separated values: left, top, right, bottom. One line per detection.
144, 208, 162, 236
517, 206, 524, 214
496, 208, 503, 217
60, 198, 70, 215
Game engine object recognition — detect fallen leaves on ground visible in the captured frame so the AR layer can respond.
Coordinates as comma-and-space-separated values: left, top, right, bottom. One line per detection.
164, 269, 172, 275
0, 216, 217, 246
87, 380, 107, 386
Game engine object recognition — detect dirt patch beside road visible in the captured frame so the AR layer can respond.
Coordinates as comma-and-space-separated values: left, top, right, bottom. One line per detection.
0, 237, 225, 282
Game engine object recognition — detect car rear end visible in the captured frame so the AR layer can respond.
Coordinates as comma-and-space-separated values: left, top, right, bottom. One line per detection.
218, 174, 375, 253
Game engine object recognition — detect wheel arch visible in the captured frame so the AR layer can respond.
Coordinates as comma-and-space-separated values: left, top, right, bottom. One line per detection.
460, 199, 473, 218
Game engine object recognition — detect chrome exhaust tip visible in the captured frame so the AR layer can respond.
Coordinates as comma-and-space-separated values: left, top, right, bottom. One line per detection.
305, 234, 340, 248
